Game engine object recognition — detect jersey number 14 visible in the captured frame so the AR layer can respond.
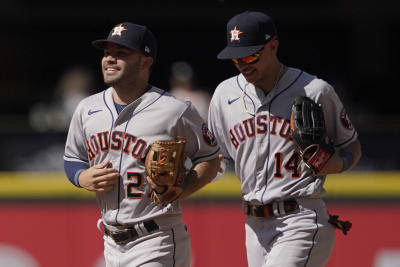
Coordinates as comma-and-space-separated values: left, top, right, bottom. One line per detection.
274, 152, 301, 178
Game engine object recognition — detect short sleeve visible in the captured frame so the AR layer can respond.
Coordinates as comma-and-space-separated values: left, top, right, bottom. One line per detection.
64, 101, 89, 164
317, 83, 358, 149
175, 101, 219, 165
208, 94, 231, 162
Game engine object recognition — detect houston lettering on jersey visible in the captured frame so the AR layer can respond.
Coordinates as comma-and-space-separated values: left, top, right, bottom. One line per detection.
86, 130, 148, 161
229, 114, 292, 149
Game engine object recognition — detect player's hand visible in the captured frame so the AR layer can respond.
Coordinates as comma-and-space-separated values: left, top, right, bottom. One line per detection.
145, 175, 167, 194
78, 160, 120, 192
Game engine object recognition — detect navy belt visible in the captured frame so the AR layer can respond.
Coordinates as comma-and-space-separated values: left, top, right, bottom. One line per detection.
244, 199, 299, 218
104, 220, 159, 244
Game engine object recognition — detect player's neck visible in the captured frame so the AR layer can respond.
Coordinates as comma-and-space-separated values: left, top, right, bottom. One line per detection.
257, 61, 284, 94
112, 81, 148, 105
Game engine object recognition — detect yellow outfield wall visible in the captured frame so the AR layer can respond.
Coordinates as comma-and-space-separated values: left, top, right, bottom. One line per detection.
0, 171, 399, 199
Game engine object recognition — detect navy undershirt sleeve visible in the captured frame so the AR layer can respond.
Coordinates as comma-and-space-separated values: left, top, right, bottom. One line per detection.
64, 160, 89, 187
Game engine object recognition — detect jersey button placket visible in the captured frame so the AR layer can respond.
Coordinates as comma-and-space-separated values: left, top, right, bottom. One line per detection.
254, 107, 267, 199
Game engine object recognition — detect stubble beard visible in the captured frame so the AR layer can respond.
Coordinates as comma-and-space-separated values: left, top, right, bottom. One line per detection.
103, 63, 141, 89
103, 68, 124, 87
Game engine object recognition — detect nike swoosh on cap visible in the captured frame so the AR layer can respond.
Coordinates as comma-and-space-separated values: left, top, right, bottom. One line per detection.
88, 109, 102, 115
228, 97, 240, 105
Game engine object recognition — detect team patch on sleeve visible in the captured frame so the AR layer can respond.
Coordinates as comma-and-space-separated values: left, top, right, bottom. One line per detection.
340, 108, 353, 130
202, 123, 217, 147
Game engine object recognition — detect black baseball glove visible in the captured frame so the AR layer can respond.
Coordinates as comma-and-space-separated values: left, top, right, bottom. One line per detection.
290, 96, 335, 174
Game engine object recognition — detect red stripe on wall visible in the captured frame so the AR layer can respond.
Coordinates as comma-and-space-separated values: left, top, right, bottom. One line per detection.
0, 201, 399, 267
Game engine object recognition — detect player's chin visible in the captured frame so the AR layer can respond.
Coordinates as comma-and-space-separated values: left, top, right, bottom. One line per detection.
241, 69, 258, 83
243, 73, 259, 84
103, 75, 121, 86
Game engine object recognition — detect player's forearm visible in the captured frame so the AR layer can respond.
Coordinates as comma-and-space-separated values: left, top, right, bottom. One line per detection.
64, 160, 89, 187
340, 139, 362, 171
177, 156, 221, 201
319, 139, 362, 175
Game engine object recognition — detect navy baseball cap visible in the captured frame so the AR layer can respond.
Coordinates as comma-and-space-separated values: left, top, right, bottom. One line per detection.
92, 22, 157, 61
217, 11, 277, 60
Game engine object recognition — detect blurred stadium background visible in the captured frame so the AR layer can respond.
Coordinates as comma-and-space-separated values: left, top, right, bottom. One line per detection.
1, 1, 399, 266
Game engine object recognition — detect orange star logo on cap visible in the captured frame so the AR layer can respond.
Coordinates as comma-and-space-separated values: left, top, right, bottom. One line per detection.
230, 26, 243, 42
112, 24, 127, 37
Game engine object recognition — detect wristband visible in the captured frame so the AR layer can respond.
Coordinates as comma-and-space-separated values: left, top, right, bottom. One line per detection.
74, 169, 85, 187
339, 151, 354, 172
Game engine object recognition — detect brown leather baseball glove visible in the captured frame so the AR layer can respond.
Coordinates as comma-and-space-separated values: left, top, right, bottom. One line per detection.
145, 137, 187, 204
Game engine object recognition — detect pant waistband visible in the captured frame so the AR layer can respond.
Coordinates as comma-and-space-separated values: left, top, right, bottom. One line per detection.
243, 199, 299, 218
104, 220, 159, 245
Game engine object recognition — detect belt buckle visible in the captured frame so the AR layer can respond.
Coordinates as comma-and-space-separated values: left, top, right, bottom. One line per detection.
249, 204, 265, 219
108, 228, 132, 245
243, 202, 273, 219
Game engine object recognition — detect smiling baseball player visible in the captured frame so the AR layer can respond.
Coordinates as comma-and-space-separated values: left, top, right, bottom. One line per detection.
63, 22, 220, 267
208, 11, 362, 267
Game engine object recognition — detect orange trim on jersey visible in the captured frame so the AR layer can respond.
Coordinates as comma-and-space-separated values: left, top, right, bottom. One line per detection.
86, 139, 96, 162
233, 123, 246, 142
279, 119, 291, 139
269, 116, 282, 136
243, 118, 256, 138
122, 133, 137, 154
97, 131, 110, 152
126, 172, 144, 199
131, 139, 147, 159
229, 129, 240, 149
284, 152, 301, 178
256, 115, 268, 134
273, 152, 284, 178
110, 131, 124, 151
89, 135, 100, 155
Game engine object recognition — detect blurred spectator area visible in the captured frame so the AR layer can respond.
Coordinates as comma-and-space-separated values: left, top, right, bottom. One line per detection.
169, 61, 211, 122
1, 0, 399, 170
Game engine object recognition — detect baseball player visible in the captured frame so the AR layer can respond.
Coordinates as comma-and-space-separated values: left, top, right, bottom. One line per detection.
208, 11, 362, 267
63, 22, 221, 267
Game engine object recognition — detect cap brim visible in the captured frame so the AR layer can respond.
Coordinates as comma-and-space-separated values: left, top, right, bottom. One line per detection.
92, 39, 139, 52
217, 44, 265, 60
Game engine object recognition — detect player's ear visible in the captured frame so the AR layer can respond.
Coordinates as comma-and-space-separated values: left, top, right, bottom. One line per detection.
142, 56, 154, 71
269, 39, 279, 53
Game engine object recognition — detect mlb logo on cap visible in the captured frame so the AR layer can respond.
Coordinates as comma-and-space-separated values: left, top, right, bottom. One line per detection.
92, 22, 157, 61
217, 11, 277, 60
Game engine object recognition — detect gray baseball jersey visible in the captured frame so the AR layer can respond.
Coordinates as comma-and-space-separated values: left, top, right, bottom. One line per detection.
208, 67, 358, 204
64, 86, 219, 226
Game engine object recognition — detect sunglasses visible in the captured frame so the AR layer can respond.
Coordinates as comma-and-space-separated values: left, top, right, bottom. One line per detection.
232, 50, 262, 65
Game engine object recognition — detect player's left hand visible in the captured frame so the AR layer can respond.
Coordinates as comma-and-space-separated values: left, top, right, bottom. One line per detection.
144, 138, 187, 204
290, 96, 335, 174
145, 175, 167, 195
